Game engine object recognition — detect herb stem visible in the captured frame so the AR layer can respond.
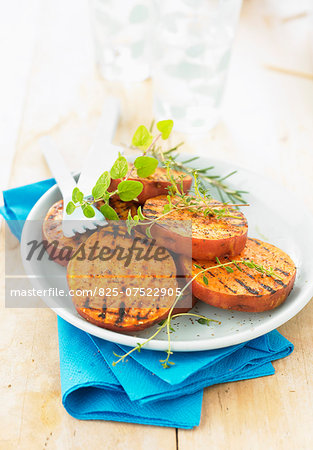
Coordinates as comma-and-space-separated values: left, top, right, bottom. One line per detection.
145, 133, 162, 155
171, 312, 220, 324
112, 320, 168, 366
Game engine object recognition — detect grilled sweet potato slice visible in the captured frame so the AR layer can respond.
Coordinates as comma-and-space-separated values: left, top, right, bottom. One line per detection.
109, 166, 192, 204
67, 224, 191, 332
42, 199, 138, 266
142, 195, 248, 260
181, 238, 296, 312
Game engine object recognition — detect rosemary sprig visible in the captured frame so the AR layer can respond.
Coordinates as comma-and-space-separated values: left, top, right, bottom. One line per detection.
165, 166, 246, 218
160, 154, 248, 204
144, 124, 247, 204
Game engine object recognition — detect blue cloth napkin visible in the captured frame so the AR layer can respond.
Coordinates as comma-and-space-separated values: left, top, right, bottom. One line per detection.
1, 179, 294, 429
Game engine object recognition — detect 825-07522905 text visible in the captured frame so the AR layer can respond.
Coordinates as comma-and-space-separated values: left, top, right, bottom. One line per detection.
9, 287, 182, 298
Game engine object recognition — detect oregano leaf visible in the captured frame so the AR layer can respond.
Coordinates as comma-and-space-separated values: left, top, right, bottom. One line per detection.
197, 318, 211, 326
134, 155, 158, 178
92, 171, 111, 199
82, 204, 95, 218
163, 203, 171, 213
72, 187, 83, 204
131, 125, 153, 150
137, 206, 145, 220
117, 180, 143, 201
100, 204, 119, 220
110, 153, 128, 179
66, 201, 75, 215
156, 119, 173, 139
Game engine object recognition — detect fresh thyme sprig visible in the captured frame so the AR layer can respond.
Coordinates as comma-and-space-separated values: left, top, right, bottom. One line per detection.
112, 257, 282, 368
195, 257, 283, 285
125, 179, 248, 239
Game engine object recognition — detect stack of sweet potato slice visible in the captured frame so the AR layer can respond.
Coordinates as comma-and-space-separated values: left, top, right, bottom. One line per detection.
43, 166, 296, 332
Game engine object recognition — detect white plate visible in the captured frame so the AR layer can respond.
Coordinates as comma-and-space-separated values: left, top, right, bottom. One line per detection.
20, 156, 313, 351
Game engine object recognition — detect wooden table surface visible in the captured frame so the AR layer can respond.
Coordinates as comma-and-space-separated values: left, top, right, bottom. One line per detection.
1, 1, 313, 449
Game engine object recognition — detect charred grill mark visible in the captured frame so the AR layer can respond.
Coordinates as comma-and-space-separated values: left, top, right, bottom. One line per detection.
84, 296, 90, 308
276, 255, 293, 266
231, 222, 246, 227
143, 207, 157, 216
260, 283, 277, 294
208, 270, 238, 293
116, 301, 126, 324
202, 268, 237, 294
136, 311, 150, 320
217, 279, 237, 293
275, 267, 290, 276
249, 238, 261, 245
235, 278, 259, 295
99, 310, 133, 319
274, 279, 287, 288
239, 267, 283, 292
238, 268, 256, 281
97, 298, 107, 318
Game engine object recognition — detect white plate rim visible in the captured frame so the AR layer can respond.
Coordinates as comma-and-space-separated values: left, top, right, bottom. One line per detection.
20, 157, 313, 351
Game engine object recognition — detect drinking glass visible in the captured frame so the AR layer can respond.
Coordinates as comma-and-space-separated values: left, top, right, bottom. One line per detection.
90, 0, 153, 82
152, 0, 242, 132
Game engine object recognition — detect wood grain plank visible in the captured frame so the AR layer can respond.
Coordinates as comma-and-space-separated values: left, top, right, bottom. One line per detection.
178, 301, 313, 450
0, 212, 176, 450
178, 0, 313, 447
1, 0, 313, 448
0, 0, 175, 448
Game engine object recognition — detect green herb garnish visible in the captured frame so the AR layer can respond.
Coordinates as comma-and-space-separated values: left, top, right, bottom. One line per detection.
111, 256, 280, 368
